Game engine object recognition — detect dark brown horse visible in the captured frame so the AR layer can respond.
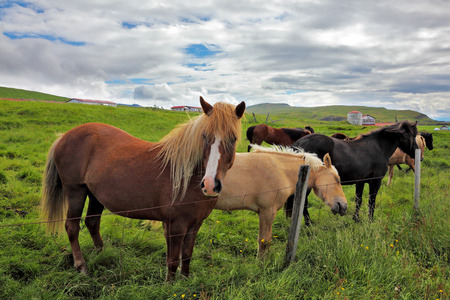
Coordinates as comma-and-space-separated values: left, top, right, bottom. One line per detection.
41, 97, 245, 281
246, 124, 311, 151
289, 121, 418, 223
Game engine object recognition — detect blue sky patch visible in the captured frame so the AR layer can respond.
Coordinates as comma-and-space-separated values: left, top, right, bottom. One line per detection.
3, 32, 85, 46
184, 44, 222, 58
106, 78, 151, 85
0, 1, 44, 13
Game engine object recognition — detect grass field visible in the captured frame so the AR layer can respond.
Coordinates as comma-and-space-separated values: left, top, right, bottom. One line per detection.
0, 99, 449, 299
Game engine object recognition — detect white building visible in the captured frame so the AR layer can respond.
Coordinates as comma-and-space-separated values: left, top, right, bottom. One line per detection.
347, 111, 362, 125
171, 105, 202, 112
67, 98, 117, 107
362, 115, 376, 125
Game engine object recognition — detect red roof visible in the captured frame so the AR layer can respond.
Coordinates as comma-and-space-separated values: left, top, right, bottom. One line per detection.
348, 111, 361, 114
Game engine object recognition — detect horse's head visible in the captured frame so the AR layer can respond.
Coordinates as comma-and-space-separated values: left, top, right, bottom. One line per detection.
200, 97, 246, 197
310, 153, 347, 216
396, 121, 419, 158
420, 131, 434, 150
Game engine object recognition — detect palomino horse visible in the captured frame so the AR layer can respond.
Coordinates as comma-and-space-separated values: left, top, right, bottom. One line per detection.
215, 145, 347, 256
387, 135, 425, 185
246, 124, 311, 152
290, 121, 418, 222
41, 97, 245, 281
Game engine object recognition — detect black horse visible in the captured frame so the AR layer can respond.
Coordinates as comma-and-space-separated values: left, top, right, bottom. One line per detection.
287, 120, 418, 223
420, 131, 434, 150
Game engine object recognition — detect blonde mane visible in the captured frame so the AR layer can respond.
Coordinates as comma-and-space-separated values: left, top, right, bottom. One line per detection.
156, 102, 242, 202
249, 144, 324, 171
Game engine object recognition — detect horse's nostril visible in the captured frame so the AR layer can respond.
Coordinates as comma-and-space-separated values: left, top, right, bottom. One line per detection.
213, 179, 222, 194
200, 181, 205, 189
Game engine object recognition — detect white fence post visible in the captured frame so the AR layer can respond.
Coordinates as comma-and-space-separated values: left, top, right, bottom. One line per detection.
414, 148, 421, 211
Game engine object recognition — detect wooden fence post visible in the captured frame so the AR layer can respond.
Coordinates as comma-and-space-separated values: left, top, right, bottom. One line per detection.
414, 148, 421, 211
284, 165, 310, 265
252, 112, 257, 123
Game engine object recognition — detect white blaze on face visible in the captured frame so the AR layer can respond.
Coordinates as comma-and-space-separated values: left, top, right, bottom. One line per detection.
202, 135, 221, 196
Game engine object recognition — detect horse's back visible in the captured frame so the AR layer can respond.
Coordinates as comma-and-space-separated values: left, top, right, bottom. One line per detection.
292, 133, 335, 159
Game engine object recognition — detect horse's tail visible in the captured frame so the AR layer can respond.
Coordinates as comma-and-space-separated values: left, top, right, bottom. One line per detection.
246, 126, 256, 142
41, 137, 67, 235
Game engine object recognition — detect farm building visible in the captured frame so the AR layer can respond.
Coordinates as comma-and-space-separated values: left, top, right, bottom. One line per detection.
347, 110, 362, 125
67, 98, 117, 107
362, 115, 376, 125
171, 105, 202, 112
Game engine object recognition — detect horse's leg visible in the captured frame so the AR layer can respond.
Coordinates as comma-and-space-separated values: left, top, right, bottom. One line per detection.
368, 179, 382, 221
257, 209, 276, 257
353, 182, 364, 222
405, 157, 415, 173
303, 189, 312, 226
180, 221, 203, 277
64, 185, 89, 273
84, 192, 104, 250
387, 165, 394, 186
284, 195, 293, 218
163, 222, 185, 281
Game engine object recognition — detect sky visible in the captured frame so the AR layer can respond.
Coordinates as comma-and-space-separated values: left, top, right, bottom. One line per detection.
1, 0, 450, 121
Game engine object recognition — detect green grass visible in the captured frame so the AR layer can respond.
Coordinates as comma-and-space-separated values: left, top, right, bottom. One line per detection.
0, 100, 449, 299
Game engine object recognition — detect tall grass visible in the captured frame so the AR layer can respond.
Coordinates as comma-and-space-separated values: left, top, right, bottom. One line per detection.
0, 100, 449, 299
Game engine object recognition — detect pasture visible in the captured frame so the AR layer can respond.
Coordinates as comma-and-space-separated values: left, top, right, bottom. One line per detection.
0, 100, 449, 299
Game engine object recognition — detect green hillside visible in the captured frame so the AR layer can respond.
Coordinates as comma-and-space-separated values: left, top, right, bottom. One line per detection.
0, 86, 70, 102
247, 103, 441, 124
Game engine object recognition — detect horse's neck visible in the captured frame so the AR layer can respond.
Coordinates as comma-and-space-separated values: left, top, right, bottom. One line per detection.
357, 133, 399, 159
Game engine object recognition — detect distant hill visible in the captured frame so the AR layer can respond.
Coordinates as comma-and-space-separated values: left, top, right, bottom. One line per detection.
0, 86, 70, 102
1, 86, 445, 124
247, 103, 442, 124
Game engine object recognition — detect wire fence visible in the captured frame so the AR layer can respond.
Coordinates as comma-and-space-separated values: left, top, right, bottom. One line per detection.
2, 154, 448, 299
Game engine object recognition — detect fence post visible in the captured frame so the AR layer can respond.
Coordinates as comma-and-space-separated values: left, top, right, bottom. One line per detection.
414, 148, 421, 211
252, 112, 257, 123
285, 165, 310, 265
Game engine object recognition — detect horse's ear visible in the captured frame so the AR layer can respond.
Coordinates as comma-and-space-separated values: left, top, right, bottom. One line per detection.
200, 96, 213, 115
235, 101, 246, 119
324, 153, 332, 168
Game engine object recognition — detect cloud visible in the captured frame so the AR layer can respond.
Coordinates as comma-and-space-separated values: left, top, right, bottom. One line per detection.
0, 0, 449, 120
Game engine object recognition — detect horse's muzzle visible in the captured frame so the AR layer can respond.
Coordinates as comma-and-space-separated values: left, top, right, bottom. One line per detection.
331, 198, 347, 216
200, 178, 222, 197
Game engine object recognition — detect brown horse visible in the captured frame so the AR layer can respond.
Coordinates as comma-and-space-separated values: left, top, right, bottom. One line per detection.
246, 124, 311, 151
216, 145, 347, 256
387, 135, 425, 185
331, 132, 354, 140
41, 97, 245, 281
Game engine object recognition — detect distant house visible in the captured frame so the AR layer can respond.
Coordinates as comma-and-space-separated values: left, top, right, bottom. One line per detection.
67, 98, 117, 107
171, 105, 202, 112
362, 115, 376, 125
347, 111, 362, 125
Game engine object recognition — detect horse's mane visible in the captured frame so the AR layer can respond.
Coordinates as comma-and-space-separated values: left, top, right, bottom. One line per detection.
358, 121, 417, 139
155, 102, 242, 202
249, 144, 324, 172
